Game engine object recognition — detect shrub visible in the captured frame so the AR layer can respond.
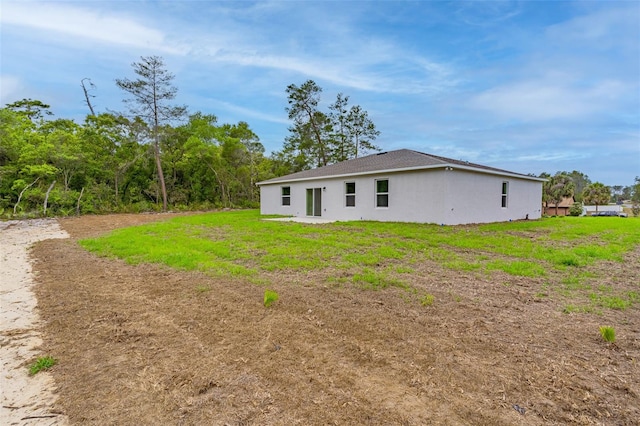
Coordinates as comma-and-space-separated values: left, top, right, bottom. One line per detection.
569, 202, 583, 216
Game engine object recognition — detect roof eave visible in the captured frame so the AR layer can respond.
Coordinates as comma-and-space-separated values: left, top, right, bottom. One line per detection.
257, 163, 545, 186
451, 164, 547, 182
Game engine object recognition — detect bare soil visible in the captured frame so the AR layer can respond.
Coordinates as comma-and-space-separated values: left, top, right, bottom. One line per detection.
30, 213, 640, 425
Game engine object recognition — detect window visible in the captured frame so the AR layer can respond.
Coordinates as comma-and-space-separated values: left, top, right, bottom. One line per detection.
281, 186, 291, 206
376, 179, 389, 207
501, 181, 508, 208
345, 182, 356, 207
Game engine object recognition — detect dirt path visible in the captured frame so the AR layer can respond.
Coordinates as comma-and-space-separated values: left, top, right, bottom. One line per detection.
1, 219, 69, 425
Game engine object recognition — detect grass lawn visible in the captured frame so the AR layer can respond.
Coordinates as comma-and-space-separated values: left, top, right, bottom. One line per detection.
80, 210, 640, 313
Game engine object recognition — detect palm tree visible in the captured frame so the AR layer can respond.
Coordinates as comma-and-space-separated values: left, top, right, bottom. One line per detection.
544, 173, 575, 215
582, 182, 610, 213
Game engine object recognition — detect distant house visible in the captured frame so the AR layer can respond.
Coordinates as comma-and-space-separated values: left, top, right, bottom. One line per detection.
257, 149, 545, 225
544, 196, 575, 216
583, 204, 622, 216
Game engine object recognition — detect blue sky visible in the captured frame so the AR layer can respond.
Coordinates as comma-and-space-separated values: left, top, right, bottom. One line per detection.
1, 0, 638, 187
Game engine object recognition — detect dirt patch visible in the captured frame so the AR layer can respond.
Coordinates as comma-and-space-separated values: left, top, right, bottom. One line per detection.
28, 213, 640, 424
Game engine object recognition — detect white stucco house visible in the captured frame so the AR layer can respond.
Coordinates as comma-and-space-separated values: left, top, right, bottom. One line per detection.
257, 149, 545, 225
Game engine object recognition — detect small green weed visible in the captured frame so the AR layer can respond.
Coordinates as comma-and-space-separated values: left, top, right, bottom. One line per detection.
599, 326, 616, 342
29, 356, 57, 375
562, 304, 596, 314
264, 289, 279, 307
590, 294, 631, 310
395, 265, 414, 274
449, 292, 462, 303
443, 259, 482, 271
420, 294, 435, 306
561, 275, 592, 292
535, 282, 550, 298
597, 284, 613, 293
195, 284, 211, 293
352, 269, 405, 290
557, 255, 582, 267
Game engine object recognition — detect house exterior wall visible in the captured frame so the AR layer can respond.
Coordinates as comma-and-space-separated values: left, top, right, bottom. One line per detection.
441, 170, 542, 224
259, 169, 542, 225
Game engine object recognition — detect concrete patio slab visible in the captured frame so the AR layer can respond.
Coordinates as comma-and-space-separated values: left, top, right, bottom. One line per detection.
262, 217, 336, 224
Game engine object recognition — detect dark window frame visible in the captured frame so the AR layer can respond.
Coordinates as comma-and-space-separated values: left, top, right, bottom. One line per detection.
376, 179, 389, 208
501, 181, 508, 208
345, 182, 356, 207
281, 186, 291, 206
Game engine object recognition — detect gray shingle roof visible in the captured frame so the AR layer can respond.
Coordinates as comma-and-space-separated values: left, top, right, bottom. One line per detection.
258, 149, 540, 185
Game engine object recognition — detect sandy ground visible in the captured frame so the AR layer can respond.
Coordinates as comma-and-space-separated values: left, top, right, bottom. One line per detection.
1, 219, 69, 425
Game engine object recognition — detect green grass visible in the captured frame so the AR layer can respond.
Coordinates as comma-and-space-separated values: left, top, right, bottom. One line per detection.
560, 273, 593, 293
29, 356, 57, 375
599, 326, 616, 343
420, 293, 435, 306
589, 293, 633, 310
562, 304, 598, 314
80, 210, 640, 311
351, 268, 407, 290
263, 289, 279, 307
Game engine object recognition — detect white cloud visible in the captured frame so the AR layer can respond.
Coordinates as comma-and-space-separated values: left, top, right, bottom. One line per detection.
208, 99, 289, 125
206, 47, 457, 96
454, 1, 522, 27
465, 3, 638, 124
469, 79, 627, 121
0, 1, 184, 54
511, 151, 591, 162
545, 4, 640, 51
179, 3, 459, 96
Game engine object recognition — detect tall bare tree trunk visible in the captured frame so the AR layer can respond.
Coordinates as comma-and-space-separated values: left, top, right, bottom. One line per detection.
14, 177, 39, 215
154, 137, 168, 211
44, 181, 56, 216
76, 187, 84, 216
81, 78, 96, 116
208, 165, 227, 207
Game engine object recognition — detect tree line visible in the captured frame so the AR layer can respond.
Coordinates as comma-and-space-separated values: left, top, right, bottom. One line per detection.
0, 56, 380, 218
541, 170, 640, 216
